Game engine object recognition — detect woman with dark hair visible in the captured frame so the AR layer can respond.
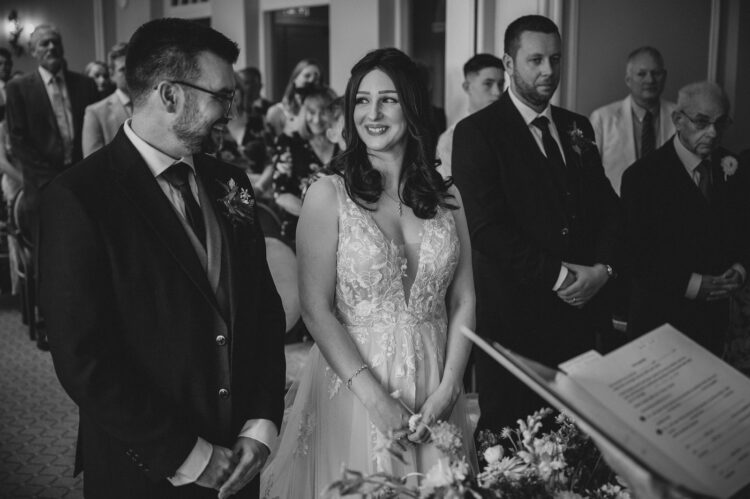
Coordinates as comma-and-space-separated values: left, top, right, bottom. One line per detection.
261, 48, 477, 496
265, 58, 323, 137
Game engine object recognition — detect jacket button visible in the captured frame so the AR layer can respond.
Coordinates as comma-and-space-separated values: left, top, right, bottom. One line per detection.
215, 335, 227, 346
561, 227, 569, 236
219, 388, 230, 399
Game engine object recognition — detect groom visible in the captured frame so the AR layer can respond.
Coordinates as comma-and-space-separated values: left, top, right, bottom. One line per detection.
452, 15, 622, 431
39, 19, 285, 499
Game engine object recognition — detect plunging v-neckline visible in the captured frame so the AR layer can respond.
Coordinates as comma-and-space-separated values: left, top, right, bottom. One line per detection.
352, 201, 428, 309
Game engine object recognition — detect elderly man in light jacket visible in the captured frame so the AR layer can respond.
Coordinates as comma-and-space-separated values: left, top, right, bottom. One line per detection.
590, 46, 675, 195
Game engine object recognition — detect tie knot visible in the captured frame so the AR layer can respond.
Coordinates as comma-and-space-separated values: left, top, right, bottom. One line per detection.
643, 110, 653, 122
531, 116, 550, 131
162, 162, 192, 189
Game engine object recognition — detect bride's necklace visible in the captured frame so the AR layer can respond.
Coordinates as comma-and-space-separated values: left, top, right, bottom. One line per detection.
381, 189, 403, 216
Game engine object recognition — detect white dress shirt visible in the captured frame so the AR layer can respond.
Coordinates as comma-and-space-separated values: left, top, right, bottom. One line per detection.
122, 120, 278, 486
672, 135, 746, 298
508, 88, 569, 290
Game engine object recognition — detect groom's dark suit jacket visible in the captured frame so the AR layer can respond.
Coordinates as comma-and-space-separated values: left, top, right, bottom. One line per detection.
39, 130, 286, 498
621, 138, 750, 353
452, 92, 622, 429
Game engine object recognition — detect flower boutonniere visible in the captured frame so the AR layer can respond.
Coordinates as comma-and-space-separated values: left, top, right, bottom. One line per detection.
217, 178, 255, 228
568, 122, 597, 156
721, 155, 738, 181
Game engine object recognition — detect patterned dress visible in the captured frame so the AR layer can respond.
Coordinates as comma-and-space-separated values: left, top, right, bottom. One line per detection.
260, 175, 476, 498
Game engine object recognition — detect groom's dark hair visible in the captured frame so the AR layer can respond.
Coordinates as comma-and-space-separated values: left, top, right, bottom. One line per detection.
504, 15, 560, 60
125, 18, 239, 107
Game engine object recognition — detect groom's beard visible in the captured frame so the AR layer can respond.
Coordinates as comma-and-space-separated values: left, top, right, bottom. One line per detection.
173, 93, 221, 154
511, 71, 558, 109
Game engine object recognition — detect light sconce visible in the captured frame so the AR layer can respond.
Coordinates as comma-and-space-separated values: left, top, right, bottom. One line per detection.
6, 10, 25, 56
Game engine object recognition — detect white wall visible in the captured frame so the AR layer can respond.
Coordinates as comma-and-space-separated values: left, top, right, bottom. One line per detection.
328, 0, 380, 95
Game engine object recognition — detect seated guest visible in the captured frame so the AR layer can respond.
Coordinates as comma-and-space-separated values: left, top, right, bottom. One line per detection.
324, 96, 345, 154
84, 60, 114, 100
232, 67, 274, 174
82, 42, 131, 156
265, 58, 322, 138
0, 47, 13, 121
264, 85, 336, 244
621, 82, 750, 355
590, 47, 675, 195
436, 53, 504, 177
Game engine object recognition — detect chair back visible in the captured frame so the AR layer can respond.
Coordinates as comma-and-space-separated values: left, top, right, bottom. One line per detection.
256, 201, 282, 240
264, 237, 300, 333
10, 189, 33, 248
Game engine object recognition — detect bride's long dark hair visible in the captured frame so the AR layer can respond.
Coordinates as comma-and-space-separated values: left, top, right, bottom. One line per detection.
331, 48, 456, 219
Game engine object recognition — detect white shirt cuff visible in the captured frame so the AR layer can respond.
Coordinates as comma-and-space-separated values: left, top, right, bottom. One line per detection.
168, 437, 212, 486
553, 265, 569, 291
685, 273, 702, 300
732, 263, 746, 283
239, 419, 278, 453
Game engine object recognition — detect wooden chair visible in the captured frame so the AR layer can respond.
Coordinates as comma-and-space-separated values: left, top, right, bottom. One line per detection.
6, 189, 37, 340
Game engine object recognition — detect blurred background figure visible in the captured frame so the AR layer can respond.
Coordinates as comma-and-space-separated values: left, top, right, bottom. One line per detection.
5, 24, 99, 349
265, 58, 322, 137
437, 53, 504, 178
260, 84, 336, 246
82, 42, 130, 157
324, 96, 346, 154
416, 60, 447, 144
84, 60, 114, 101
590, 46, 675, 195
0, 47, 13, 121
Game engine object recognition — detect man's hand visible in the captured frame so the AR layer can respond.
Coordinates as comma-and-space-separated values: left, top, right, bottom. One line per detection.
697, 268, 743, 301
217, 437, 270, 499
557, 263, 609, 308
195, 445, 236, 490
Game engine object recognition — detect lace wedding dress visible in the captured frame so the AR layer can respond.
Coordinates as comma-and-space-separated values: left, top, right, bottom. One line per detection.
261, 176, 477, 498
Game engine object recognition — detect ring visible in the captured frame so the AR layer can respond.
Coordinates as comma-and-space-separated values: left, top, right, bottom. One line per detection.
572, 297, 577, 302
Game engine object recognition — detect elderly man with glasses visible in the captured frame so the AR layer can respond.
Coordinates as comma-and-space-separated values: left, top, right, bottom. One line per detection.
621, 81, 750, 355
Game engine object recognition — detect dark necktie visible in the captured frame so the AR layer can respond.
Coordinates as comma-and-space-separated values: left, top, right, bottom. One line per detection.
695, 160, 711, 201
162, 162, 206, 248
641, 110, 656, 158
531, 116, 566, 170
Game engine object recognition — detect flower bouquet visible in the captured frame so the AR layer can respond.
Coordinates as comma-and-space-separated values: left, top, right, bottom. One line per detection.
327, 408, 630, 498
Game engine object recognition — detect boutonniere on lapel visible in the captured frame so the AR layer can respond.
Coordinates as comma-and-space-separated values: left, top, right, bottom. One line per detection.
568, 122, 597, 156
720, 155, 738, 181
217, 178, 255, 228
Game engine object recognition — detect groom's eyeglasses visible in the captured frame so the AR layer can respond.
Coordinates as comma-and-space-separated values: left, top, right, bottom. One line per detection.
169, 80, 236, 116
679, 111, 732, 132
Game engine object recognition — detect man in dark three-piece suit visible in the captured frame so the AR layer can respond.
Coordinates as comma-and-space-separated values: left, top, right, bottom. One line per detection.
5, 25, 99, 233
39, 19, 285, 499
622, 82, 750, 355
452, 15, 622, 430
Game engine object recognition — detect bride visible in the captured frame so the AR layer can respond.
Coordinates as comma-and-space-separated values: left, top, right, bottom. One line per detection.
261, 48, 477, 498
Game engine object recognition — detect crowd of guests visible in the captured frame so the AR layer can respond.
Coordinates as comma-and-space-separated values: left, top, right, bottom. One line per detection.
0, 13, 748, 499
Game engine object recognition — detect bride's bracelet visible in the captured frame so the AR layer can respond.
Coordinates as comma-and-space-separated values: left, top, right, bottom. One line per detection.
346, 363, 369, 390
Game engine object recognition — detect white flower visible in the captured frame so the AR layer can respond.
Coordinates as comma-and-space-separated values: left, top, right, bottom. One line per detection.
408, 413, 423, 432
483, 445, 503, 464
554, 492, 585, 499
721, 155, 738, 180
419, 458, 456, 495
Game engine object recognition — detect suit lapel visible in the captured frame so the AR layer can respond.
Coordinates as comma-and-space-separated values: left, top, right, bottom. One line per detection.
109, 131, 220, 311
195, 158, 238, 329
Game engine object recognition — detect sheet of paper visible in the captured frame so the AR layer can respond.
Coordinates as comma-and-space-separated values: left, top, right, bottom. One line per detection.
563, 324, 750, 498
